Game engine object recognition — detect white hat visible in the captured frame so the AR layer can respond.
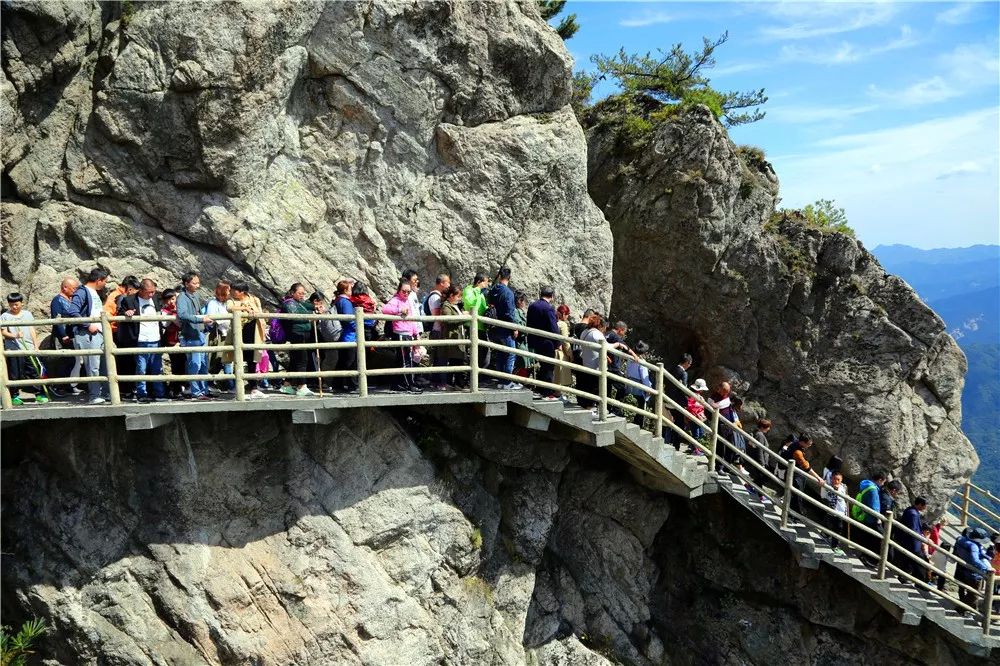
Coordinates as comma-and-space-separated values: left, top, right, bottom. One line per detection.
690, 378, 709, 392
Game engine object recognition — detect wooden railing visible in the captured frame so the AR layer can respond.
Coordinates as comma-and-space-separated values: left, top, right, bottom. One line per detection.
2, 308, 998, 637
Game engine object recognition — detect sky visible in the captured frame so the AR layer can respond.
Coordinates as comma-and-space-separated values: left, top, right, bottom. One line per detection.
563, 1, 1000, 249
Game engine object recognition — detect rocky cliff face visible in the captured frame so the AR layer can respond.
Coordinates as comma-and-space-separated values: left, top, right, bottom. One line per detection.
587, 106, 976, 510
1, 410, 983, 665
2, 0, 611, 309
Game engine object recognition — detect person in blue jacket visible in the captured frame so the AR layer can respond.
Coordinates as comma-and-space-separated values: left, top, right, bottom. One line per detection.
851, 472, 887, 564
896, 497, 928, 579
955, 528, 993, 612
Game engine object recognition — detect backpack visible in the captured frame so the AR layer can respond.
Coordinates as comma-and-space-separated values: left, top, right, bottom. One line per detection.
422, 290, 441, 317
851, 485, 878, 522
268, 314, 287, 343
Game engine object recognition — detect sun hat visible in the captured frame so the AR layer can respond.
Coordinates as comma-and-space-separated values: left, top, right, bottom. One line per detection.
690, 378, 709, 392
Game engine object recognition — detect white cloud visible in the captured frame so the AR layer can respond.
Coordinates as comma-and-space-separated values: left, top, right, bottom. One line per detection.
711, 62, 766, 77
758, 3, 898, 41
937, 161, 987, 179
766, 103, 879, 124
619, 10, 673, 28
779, 26, 917, 65
868, 42, 999, 106
936, 2, 977, 25
773, 108, 1000, 247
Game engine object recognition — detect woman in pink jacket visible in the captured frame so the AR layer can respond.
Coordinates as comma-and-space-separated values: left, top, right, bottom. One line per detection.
381, 280, 423, 393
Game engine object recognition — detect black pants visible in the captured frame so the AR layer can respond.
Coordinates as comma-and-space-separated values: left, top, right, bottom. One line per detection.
576, 371, 598, 409
394, 334, 416, 388
533, 345, 556, 397
336, 346, 357, 391
856, 520, 881, 562
168, 350, 186, 396
630, 393, 648, 426
790, 474, 806, 515
287, 331, 310, 380
956, 569, 979, 612
826, 513, 845, 548
117, 346, 136, 395
668, 409, 686, 449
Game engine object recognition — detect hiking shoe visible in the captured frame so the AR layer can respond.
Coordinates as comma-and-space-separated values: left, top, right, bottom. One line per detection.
35, 395, 50, 404
69, 386, 83, 395
11, 396, 23, 406
296, 386, 316, 397
90, 397, 107, 404
407, 385, 424, 394
279, 385, 297, 395
248, 389, 266, 399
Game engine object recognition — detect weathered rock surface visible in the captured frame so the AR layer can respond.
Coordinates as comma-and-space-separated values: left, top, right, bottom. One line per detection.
1, 408, 984, 665
587, 106, 977, 510
1, 0, 611, 310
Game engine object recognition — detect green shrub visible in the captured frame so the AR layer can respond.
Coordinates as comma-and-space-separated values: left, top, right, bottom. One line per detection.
2, 619, 46, 666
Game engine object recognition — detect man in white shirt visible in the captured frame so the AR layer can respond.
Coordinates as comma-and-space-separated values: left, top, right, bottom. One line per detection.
120, 278, 165, 401
67, 267, 111, 403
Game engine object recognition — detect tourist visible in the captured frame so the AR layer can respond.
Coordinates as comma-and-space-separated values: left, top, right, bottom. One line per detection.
667, 353, 693, 450
204, 280, 233, 391
462, 272, 491, 381
686, 378, 709, 441
333, 280, 358, 393
117, 278, 166, 402
1, 292, 47, 405
160, 289, 185, 399
553, 304, 573, 398
66, 267, 110, 404
625, 341, 652, 425
576, 314, 607, 412
49, 277, 82, 397
513, 291, 533, 379
439, 285, 467, 388
309, 291, 338, 375
954, 527, 992, 613
401, 269, 423, 336
279, 283, 316, 397
932, 539, 952, 592
747, 417, 772, 489
381, 279, 422, 393
487, 267, 520, 390
226, 282, 266, 399
822, 471, 849, 552
176, 271, 215, 400
605, 320, 632, 371
851, 471, 888, 564
350, 281, 378, 341
780, 433, 824, 514
571, 308, 595, 339
897, 498, 929, 580
425, 273, 450, 388
103, 275, 139, 332
881, 480, 903, 518
526, 286, 560, 399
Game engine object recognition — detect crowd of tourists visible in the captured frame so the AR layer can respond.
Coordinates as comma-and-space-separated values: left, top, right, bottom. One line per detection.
3, 265, 998, 614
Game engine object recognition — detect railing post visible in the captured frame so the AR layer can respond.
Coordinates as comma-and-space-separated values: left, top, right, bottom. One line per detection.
101, 311, 121, 405
708, 407, 720, 468
876, 511, 895, 580
232, 309, 245, 401
355, 308, 367, 397
984, 570, 996, 635
469, 310, 479, 393
598, 336, 608, 421
780, 463, 795, 528
654, 362, 665, 438
0, 340, 12, 409
961, 482, 972, 528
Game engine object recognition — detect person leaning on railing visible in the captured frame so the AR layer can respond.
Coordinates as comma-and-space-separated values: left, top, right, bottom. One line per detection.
117, 278, 166, 402
225, 282, 266, 399
48, 276, 82, 397
279, 283, 317, 397
439, 285, 467, 389
1, 292, 47, 406
381, 278, 423, 394
954, 527, 994, 613
65, 267, 111, 404
576, 313, 606, 411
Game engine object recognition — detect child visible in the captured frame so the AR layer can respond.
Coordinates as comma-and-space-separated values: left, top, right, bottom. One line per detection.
822, 470, 849, 552
1, 292, 48, 405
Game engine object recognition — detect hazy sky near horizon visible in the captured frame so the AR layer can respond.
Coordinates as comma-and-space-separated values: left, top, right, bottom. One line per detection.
565, 1, 999, 250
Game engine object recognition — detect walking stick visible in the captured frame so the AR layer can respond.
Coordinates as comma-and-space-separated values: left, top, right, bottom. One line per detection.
312, 319, 323, 397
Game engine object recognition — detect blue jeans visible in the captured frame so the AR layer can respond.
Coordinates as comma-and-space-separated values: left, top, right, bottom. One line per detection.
492, 332, 516, 377
135, 341, 165, 398
181, 337, 208, 396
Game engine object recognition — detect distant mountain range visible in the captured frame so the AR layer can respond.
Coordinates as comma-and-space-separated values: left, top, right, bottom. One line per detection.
874, 244, 1000, 494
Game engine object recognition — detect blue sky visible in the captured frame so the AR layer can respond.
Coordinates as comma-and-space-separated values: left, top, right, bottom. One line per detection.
563, 1, 999, 249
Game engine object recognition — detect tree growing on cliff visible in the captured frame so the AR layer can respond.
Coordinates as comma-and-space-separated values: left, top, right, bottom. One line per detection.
1, 619, 46, 666
538, 0, 579, 40
803, 199, 853, 236
570, 71, 596, 122
591, 32, 767, 127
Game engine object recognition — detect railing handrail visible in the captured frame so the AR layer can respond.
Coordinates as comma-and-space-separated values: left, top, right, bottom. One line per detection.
3, 306, 997, 636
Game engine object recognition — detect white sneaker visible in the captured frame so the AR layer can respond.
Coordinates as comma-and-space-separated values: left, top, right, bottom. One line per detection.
90, 397, 107, 404
248, 389, 266, 399
500, 382, 523, 390
296, 386, 316, 397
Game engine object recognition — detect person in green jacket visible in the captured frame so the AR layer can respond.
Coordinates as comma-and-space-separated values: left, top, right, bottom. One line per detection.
279, 283, 316, 397
463, 272, 490, 384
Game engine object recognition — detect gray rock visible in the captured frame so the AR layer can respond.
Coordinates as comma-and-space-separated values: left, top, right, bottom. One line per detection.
2, 0, 611, 313
587, 105, 977, 510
